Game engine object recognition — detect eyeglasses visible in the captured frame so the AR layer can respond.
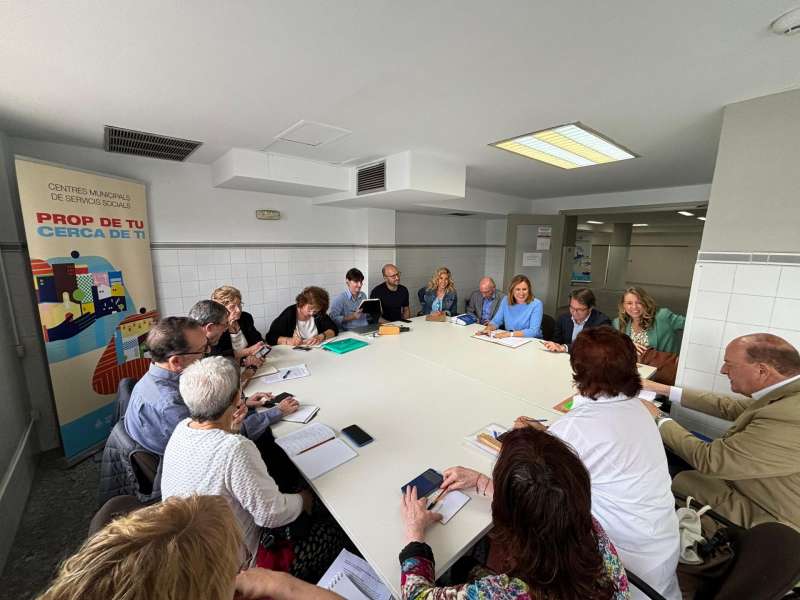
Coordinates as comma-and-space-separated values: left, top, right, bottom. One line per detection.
168, 343, 211, 358
385, 271, 401, 278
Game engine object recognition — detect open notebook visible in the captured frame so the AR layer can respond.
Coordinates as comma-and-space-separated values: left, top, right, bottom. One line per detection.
471, 331, 532, 348
318, 549, 392, 600
274, 423, 357, 480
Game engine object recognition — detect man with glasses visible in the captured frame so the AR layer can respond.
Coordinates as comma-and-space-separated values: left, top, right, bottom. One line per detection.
542, 288, 611, 353
370, 263, 410, 323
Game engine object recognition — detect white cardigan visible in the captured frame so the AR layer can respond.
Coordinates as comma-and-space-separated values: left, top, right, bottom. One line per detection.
549, 393, 681, 600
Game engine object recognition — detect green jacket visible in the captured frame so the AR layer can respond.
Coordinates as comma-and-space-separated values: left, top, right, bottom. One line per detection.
613, 307, 685, 353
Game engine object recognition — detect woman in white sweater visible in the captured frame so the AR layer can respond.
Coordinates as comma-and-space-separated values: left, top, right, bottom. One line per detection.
162, 356, 346, 581
518, 326, 680, 600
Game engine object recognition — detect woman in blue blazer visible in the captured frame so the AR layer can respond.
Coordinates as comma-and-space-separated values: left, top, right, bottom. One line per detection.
420, 267, 458, 316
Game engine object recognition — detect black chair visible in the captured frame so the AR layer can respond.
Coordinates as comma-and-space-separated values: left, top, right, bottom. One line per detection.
88, 495, 153, 537
540, 313, 556, 341
112, 377, 137, 426
626, 570, 667, 600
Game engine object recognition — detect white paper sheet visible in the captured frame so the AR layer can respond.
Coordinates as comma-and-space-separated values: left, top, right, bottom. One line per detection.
282, 404, 320, 424
536, 237, 551, 250
432, 490, 470, 524
472, 332, 533, 348
318, 549, 393, 600
274, 422, 336, 456
293, 438, 357, 480
257, 363, 310, 385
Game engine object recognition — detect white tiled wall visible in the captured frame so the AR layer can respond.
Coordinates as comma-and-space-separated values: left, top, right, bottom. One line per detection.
152, 246, 370, 334
676, 261, 800, 392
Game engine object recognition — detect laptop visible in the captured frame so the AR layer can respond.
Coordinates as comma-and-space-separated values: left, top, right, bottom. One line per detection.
350, 298, 382, 335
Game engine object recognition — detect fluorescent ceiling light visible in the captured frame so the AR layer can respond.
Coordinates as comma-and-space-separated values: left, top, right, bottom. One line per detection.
490, 122, 637, 169
586, 220, 604, 225
677, 211, 695, 217
633, 223, 649, 227
697, 216, 706, 221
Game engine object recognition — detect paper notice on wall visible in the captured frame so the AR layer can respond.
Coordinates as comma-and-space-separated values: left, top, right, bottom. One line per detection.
522, 252, 543, 267
536, 237, 551, 250
537, 225, 552, 237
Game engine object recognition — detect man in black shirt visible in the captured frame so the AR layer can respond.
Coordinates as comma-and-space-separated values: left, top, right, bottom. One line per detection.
370, 263, 410, 322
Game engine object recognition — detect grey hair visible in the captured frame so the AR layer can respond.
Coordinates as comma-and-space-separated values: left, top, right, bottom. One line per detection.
179, 356, 240, 422
188, 300, 228, 326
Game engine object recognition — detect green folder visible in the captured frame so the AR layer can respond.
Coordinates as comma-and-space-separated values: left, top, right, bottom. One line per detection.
322, 338, 369, 355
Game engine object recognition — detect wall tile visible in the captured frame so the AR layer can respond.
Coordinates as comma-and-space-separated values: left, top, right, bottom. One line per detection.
276, 262, 289, 275
180, 280, 199, 297
160, 297, 183, 316
260, 248, 275, 262
695, 262, 736, 293
179, 266, 197, 282
214, 264, 232, 281
692, 291, 730, 320
157, 284, 181, 300
274, 249, 290, 262
178, 249, 196, 265
733, 264, 780, 296
680, 369, 715, 391
245, 249, 262, 264
261, 263, 275, 277
197, 280, 216, 297
726, 294, 774, 326
722, 322, 765, 347
686, 318, 725, 348
685, 344, 722, 374
212, 249, 231, 265
157, 265, 180, 283
770, 298, 800, 331
248, 288, 264, 304
152, 248, 179, 267
777, 266, 800, 299
195, 249, 214, 266
246, 263, 261, 278
231, 263, 247, 278
229, 248, 246, 263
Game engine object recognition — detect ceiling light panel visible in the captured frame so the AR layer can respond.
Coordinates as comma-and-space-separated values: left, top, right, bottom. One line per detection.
491, 123, 636, 169
586, 220, 604, 225
677, 211, 695, 216
697, 216, 706, 221
633, 223, 649, 227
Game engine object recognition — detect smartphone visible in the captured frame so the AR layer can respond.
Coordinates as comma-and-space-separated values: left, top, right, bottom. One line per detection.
271, 392, 293, 403
255, 345, 272, 359
341, 424, 374, 447
401, 468, 443, 497
293, 346, 312, 351
399, 318, 412, 323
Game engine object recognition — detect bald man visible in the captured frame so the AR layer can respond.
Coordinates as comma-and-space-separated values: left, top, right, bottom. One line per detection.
642, 334, 800, 531
370, 263, 410, 322
466, 277, 502, 324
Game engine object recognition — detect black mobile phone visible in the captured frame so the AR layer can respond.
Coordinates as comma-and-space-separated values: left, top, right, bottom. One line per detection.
399, 318, 412, 323
272, 392, 293, 402
255, 345, 272, 359
341, 424, 374, 447
293, 346, 312, 351
401, 468, 443, 497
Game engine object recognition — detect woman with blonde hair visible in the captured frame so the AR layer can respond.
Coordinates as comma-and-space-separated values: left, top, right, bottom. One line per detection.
420, 266, 458, 316
211, 285, 267, 364
480, 274, 543, 338
36, 495, 341, 600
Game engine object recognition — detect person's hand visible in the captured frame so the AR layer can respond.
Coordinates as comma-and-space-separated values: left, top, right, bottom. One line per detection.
244, 341, 265, 357
346, 309, 363, 322
299, 489, 314, 514
641, 379, 671, 396
440, 466, 481, 494
401, 486, 442, 543
230, 401, 247, 433
235, 568, 279, 598
542, 341, 567, 353
303, 334, 324, 346
283, 335, 301, 346
513, 415, 548, 431
640, 399, 664, 419
227, 305, 243, 332
494, 330, 512, 339
278, 397, 299, 415
633, 342, 648, 357
242, 354, 264, 369
245, 391, 272, 408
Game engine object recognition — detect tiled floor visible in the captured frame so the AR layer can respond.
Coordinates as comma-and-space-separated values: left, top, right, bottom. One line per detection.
0, 450, 100, 600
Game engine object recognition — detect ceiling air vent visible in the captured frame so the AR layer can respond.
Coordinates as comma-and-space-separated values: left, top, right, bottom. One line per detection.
104, 125, 202, 161
356, 161, 386, 195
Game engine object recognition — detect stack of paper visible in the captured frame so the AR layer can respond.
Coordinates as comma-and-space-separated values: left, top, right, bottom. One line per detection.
464, 423, 508, 458
471, 332, 532, 348
318, 549, 392, 600
275, 423, 357, 480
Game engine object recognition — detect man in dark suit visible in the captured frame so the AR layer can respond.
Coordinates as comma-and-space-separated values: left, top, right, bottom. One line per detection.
543, 288, 611, 353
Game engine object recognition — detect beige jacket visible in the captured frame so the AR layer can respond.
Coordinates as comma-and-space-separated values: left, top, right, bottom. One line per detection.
660, 378, 800, 531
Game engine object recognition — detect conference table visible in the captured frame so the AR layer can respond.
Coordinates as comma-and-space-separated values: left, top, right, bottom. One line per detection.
248, 317, 655, 598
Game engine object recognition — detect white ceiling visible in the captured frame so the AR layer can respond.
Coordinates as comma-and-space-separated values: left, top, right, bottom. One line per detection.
1, 1, 799, 200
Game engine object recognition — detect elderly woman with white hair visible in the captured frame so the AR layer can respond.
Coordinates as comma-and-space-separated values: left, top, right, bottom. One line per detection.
161, 356, 348, 582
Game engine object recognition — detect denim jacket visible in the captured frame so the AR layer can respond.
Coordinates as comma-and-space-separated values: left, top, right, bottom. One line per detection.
420, 288, 458, 316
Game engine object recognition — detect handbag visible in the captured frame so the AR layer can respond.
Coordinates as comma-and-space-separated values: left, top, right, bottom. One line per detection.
639, 348, 679, 385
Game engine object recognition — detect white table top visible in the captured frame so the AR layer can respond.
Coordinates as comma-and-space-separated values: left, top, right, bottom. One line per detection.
247, 317, 654, 597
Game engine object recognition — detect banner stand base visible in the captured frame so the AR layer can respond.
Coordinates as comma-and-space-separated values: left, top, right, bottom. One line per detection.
60, 439, 106, 470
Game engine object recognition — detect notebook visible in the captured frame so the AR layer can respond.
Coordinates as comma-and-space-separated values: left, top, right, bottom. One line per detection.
431, 490, 470, 524
275, 423, 357, 480
255, 364, 310, 385
282, 404, 319, 424
248, 362, 279, 379
326, 574, 372, 600
318, 549, 392, 600
323, 338, 369, 354
471, 332, 532, 348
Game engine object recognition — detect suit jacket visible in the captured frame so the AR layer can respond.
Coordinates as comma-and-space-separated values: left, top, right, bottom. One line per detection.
265, 304, 339, 345
660, 378, 800, 531
465, 290, 501, 323
552, 308, 611, 350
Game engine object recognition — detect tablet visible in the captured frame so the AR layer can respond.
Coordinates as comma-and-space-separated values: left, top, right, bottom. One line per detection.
358, 298, 382, 316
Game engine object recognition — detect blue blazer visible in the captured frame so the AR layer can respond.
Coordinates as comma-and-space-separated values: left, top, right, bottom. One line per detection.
420, 288, 458, 315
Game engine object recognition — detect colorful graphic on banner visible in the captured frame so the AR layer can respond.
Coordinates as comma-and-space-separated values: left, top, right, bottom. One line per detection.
16, 158, 157, 460
571, 233, 593, 283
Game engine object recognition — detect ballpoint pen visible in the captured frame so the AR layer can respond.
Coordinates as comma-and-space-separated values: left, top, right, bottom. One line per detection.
427, 489, 445, 511
282, 369, 291, 379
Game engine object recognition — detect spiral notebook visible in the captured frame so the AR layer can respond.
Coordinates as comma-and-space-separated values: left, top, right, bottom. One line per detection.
324, 573, 372, 600
317, 549, 392, 600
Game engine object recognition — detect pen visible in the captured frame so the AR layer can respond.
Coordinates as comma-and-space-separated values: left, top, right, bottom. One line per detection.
426, 489, 445, 510
282, 369, 292, 379
524, 418, 548, 423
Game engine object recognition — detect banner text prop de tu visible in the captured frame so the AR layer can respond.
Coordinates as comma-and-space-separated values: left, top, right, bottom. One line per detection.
16, 158, 158, 460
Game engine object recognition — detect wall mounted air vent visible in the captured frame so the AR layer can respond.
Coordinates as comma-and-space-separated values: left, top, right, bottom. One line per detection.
447, 212, 473, 217
356, 161, 386, 195
104, 125, 202, 161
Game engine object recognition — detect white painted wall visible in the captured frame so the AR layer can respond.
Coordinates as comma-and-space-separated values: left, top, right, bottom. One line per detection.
395, 212, 485, 245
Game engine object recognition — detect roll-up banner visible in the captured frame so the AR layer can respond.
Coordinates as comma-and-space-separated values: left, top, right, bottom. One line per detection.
15, 157, 158, 462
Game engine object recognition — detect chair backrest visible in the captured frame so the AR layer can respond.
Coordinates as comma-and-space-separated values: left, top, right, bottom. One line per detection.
88, 495, 149, 538
625, 570, 667, 600
417, 286, 426, 304
113, 377, 137, 425
707, 522, 800, 600
540, 313, 556, 341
